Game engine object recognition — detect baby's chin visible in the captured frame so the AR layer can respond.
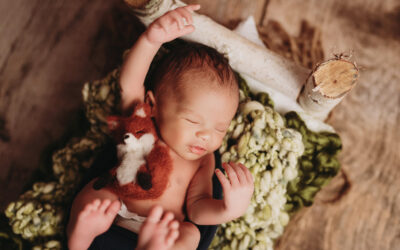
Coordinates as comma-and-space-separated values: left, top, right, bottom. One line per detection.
183, 153, 206, 161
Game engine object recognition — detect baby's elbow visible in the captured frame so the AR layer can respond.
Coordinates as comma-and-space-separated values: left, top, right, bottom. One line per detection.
187, 206, 200, 224
188, 204, 211, 225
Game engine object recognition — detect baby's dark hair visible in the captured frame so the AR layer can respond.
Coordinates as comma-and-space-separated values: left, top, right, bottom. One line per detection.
146, 41, 238, 102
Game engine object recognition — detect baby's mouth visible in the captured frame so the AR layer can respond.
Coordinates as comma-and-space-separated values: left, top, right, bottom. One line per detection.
189, 145, 206, 155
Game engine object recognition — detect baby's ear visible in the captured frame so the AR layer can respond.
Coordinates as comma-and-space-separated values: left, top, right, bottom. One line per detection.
145, 91, 157, 116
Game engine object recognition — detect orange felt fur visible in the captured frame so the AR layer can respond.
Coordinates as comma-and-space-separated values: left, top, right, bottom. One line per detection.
106, 103, 172, 200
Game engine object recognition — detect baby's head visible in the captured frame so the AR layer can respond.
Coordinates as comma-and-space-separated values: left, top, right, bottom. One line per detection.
146, 42, 239, 160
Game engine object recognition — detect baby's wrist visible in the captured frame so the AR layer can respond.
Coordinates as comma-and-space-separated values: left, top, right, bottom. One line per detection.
224, 201, 249, 221
141, 31, 163, 48
142, 26, 166, 48
222, 203, 239, 221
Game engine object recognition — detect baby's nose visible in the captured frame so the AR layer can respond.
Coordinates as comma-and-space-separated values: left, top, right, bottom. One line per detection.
196, 130, 211, 141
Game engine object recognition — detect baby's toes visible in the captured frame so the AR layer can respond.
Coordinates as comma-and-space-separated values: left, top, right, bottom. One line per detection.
159, 212, 174, 227
146, 205, 163, 224
98, 199, 111, 213
91, 199, 101, 209
80, 199, 100, 218
138, 205, 163, 243
168, 220, 179, 230
165, 229, 179, 247
105, 200, 121, 217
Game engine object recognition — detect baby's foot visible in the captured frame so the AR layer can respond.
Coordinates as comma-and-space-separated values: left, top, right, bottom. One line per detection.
68, 199, 120, 250
137, 205, 180, 250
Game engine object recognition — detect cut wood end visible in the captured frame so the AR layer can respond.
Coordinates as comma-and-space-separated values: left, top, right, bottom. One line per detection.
124, 0, 150, 8
313, 59, 359, 98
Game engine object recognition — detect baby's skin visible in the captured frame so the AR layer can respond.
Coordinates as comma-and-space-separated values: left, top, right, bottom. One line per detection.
69, 198, 180, 250
137, 205, 180, 250
67, 4, 254, 250
68, 199, 120, 248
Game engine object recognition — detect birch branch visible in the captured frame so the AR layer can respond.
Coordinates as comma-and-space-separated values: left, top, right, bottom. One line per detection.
298, 59, 359, 120
124, 0, 359, 121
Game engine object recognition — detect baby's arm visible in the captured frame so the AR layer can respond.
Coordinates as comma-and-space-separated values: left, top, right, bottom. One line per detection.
186, 154, 254, 225
119, 4, 200, 113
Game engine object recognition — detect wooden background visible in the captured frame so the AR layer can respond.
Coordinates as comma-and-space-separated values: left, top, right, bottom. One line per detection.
1, 0, 399, 249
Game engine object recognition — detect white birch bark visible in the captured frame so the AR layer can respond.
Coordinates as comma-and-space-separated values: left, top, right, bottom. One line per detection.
124, 0, 358, 124
298, 59, 359, 120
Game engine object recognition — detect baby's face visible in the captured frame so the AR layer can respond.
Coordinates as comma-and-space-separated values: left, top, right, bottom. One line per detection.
154, 82, 238, 161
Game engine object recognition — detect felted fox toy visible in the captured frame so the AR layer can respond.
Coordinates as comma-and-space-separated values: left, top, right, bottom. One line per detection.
95, 103, 172, 200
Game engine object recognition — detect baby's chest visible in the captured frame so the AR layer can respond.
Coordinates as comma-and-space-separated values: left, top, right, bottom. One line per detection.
124, 161, 199, 217
162, 160, 199, 196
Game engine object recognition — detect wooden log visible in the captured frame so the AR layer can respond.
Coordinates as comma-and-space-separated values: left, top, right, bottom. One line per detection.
123, 0, 305, 102
123, 0, 358, 121
298, 58, 359, 120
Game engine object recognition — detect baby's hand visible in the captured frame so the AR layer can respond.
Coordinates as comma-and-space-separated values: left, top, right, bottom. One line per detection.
215, 162, 254, 219
144, 4, 200, 46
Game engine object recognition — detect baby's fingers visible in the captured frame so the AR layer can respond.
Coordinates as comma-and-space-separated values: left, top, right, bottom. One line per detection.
230, 162, 248, 184
237, 163, 254, 184
175, 7, 194, 25
215, 168, 231, 191
223, 163, 240, 186
185, 4, 201, 13
169, 11, 185, 30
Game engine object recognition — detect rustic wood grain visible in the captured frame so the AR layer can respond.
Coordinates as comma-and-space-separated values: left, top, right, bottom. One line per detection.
185, 0, 267, 29
262, 1, 400, 250
0, 0, 144, 209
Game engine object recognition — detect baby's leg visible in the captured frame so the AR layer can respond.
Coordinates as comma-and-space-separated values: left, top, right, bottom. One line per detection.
172, 221, 201, 250
136, 205, 180, 250
67, 179, 120, 250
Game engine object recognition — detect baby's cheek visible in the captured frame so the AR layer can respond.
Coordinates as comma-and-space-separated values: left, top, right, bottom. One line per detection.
212, 136, 224, 151
171, 124, 189, 145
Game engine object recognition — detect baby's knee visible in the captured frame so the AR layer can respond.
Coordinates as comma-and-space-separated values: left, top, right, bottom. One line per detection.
68, 180, 118, 227
74, 179, 118, 206
175, 222, 200, 249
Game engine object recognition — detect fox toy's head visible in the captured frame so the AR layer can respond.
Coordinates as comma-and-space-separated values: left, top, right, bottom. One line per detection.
107, 103, 158, 145
106, 103, 159, 189
97, 102, 172, 199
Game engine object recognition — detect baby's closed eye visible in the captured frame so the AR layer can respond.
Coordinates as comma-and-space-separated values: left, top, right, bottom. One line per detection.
215, 127, 227, 133
184, 118, 200, 124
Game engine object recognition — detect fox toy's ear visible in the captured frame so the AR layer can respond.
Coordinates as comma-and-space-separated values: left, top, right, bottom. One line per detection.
107, 116, 126, 143
133, 103, 150, 118
107, 116, 120, 131
107, 116, 125, 136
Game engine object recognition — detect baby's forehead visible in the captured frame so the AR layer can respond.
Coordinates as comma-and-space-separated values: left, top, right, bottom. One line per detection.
177, 81, 238, 104
179, 69, 237, 92
176, 85, 238, 114
154, 68, 239, 108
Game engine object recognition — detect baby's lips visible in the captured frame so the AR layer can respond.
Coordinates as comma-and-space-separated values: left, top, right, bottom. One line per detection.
189, 145, 206, 155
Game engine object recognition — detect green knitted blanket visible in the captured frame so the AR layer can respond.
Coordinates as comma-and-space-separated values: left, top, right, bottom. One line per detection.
1, 67, 341, 250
